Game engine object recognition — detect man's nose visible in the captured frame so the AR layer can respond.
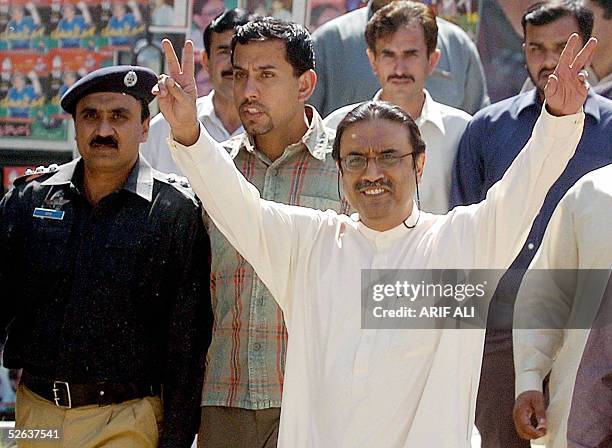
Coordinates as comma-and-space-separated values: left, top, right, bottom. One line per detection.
96, 118, 114, 136
243, 75, 259, 100
361, 158, 384, 182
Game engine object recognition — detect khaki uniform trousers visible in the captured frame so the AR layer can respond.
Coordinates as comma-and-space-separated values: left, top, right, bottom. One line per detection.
14, 385, 162, 448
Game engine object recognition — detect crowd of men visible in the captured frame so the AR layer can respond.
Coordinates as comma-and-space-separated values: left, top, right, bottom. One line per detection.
1, 1, 611, 447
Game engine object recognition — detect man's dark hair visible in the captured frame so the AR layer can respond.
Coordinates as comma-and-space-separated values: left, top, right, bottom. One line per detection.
522, 1, 594, 45
203, 8, 254, 57
365, 0, 438, 56
231, 17, 315, 76
590, 0, 612, 19
332, 101, 426, 163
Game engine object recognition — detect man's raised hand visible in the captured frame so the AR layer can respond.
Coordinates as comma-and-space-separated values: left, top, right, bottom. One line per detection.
153, 39, 200, 146
545, 33, 597, 116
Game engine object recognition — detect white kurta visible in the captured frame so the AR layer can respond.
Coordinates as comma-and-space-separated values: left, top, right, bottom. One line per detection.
514, 164, 612, 448
170, 107, 584, 448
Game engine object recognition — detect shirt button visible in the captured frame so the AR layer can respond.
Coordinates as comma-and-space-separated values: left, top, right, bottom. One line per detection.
527, 243, 535, 250
253, 343, 261, 351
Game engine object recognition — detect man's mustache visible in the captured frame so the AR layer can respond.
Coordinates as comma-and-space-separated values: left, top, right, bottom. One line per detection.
356, 179, 392, 191
90, 136, 118, 148
221, 69, 233, 78
387, 74, 415, 82
239, 100, 267, 112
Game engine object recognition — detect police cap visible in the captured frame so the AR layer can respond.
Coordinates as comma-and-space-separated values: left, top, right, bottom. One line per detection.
60, 65, 158, 115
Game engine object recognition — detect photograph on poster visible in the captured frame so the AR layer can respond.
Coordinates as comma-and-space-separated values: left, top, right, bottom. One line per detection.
147, 0, 190, 32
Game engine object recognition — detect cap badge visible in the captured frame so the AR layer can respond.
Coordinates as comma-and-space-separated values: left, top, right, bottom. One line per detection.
124, 70, 138, 87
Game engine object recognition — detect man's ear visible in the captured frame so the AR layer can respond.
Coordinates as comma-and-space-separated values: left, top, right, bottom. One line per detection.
201, 49, 210, 74
415, 152, 426, 184
427, 49, 441, 76
298, 69, 317, 103
366, 48, 378, 77
140, 117, 151, 143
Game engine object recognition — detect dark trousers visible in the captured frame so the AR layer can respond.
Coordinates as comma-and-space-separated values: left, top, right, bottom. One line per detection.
476, 329, 530, 448
198, 406, 280, 448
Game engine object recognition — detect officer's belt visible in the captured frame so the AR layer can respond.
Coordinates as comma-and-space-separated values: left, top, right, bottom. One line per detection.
22, 372, 161, 408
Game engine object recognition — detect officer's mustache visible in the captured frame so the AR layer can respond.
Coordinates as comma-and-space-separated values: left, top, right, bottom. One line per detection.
356, 179, 392, 192
90, 136, 118, 148
387, 74, 415, 82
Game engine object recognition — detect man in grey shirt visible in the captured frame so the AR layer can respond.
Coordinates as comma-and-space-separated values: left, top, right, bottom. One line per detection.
310, 0, 489, 117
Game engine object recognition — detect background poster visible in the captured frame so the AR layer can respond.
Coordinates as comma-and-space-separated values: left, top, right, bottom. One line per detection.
1, 0, 148, 142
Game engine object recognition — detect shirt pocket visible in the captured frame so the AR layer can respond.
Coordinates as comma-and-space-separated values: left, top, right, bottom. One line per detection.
27, 218, 72, 278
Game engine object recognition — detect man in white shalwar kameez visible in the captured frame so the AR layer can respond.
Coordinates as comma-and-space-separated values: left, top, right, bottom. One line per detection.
153, 31, 596, 448
513, 163, 612, 448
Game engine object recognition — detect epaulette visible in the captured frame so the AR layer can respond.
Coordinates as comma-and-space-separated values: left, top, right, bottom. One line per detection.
157, 172, 198, 205
12, 164, 59, 187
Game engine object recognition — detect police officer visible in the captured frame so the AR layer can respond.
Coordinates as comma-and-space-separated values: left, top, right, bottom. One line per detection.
0, 66, 212, 447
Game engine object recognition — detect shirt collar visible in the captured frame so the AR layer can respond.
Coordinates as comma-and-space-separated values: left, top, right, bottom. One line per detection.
415, 89, 445, 134
41, 156, 154, 202
513, 89, 541, 118
198, 90, 244, 138
513, 88, 600, 122
232, 105, 333, 161
373, 89, 445, 134
354, 200, 420, 240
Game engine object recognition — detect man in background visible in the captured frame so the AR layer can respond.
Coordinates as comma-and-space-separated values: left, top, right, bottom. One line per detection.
191, 19, 345, 447
451, 1, 612, 447
310, 0, 489, 117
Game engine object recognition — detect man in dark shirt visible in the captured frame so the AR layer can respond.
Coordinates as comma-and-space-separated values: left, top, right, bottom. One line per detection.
450, 2, 612, 447
0, 66, 213, 448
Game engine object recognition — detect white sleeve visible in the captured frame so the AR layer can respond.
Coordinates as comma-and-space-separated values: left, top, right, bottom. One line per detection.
513, 193, 578, 395
440, 105, 584, 270
169, 124, 323, 314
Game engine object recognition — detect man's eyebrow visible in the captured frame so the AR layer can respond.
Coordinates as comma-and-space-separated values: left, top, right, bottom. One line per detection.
79, 106, 131, 115
232, 64, 278, 71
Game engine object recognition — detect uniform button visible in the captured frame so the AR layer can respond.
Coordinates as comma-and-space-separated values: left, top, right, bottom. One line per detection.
253, 343, 261, 351
527, 243, 535, 250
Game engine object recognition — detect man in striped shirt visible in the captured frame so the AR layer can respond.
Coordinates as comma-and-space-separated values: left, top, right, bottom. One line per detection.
196, 18, 345, 447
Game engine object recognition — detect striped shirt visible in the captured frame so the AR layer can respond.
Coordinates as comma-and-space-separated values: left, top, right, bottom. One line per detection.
202, 106, 346, 409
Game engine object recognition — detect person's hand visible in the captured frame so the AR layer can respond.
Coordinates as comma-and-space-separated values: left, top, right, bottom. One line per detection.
153, 39, 200, 146
545, 33, 597, 116
513, 390, 547, 440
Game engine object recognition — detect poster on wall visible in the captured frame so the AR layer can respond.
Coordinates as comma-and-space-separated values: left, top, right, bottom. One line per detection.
0, 0, 156, 144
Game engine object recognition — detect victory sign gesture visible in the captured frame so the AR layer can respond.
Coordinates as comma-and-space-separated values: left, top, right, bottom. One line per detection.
153, 39, 200, 146
544, 33, 597, 116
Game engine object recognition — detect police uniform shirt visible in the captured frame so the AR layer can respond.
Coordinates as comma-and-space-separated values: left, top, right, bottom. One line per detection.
0, 157, 213, 448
